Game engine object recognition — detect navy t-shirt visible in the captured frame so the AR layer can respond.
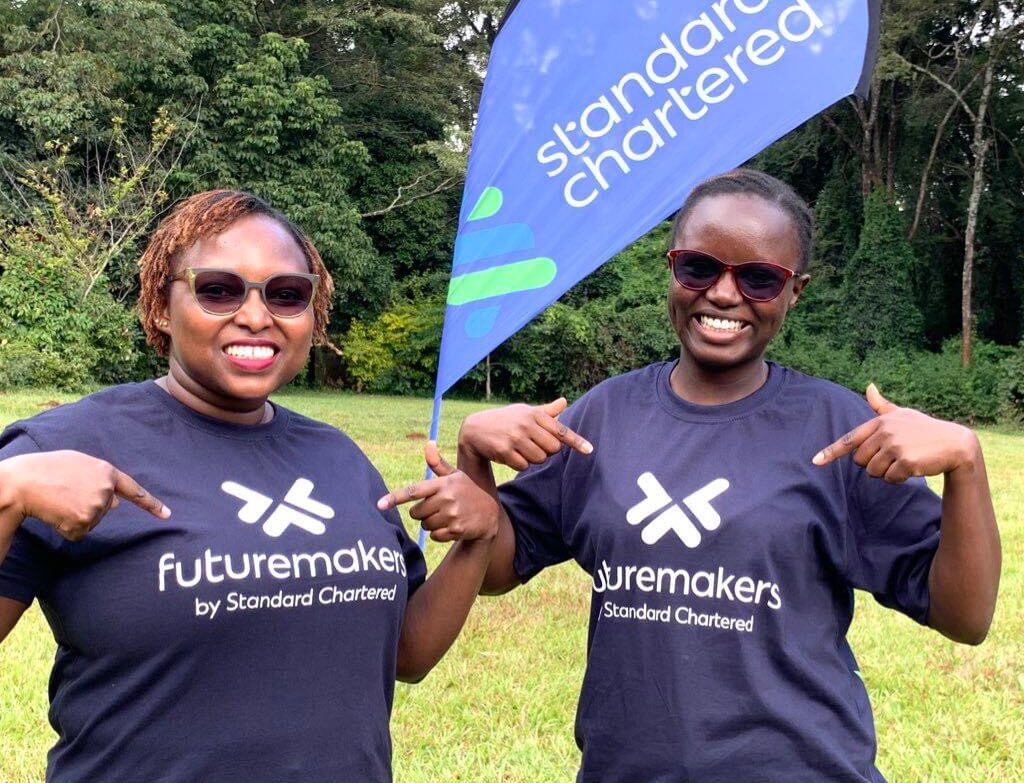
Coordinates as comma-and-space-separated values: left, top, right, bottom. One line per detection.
499, 362, 940, 783
0, 381, 426, 783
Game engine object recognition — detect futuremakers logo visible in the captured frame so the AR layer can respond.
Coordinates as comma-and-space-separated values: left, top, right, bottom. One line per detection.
627, 473, 730, 547
594, 472, 782, 612
222, 478, 334, 537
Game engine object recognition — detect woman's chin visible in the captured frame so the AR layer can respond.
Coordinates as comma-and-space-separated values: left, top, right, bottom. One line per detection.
680, 334, 749, 371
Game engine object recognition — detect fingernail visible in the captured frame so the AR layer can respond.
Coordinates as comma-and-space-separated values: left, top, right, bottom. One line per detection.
160, 505, 171, 517
376, 498, 388, 511
582, 441, 594, 455
812, 452, 824, 466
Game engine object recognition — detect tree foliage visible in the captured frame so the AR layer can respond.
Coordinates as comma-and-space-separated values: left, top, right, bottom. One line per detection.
0, 0, 1021, 422
843, 188, 925, 357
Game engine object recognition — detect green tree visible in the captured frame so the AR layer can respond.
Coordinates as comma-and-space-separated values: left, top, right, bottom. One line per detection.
174, 32, 384, 329
843, 189, 925, 357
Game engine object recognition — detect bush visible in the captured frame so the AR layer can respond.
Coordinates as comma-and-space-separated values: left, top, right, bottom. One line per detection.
0, 229, 143, 390
772, 331, 1012, 424
768, 325, 863, 391
999, 343, 1024, 424
859, 342, 1008, 424
341, 295, 444, 395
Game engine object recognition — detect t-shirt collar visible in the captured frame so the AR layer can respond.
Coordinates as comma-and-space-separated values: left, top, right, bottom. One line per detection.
142, 379, 291, 441
655, 360, 786, 423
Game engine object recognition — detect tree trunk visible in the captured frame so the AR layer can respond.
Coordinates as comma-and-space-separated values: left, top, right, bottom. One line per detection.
909, 95, 959, 241
485, 353, 491, 400
962, 60, 995, 368
854, 80, 883, 199
885, 82, 897, 197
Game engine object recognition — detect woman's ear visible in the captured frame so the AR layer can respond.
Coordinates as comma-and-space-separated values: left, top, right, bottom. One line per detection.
788, 274, 811, 310
155, 304, 171, 336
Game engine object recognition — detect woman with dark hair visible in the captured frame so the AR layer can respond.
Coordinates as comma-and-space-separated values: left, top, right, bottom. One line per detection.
0, 190, 499, 783
456, 169, 1001, 782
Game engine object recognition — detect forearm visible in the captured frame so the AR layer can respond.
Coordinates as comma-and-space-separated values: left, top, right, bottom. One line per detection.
396, 537, 493, 682
0, 462, 27, 566
927, 436, 1001, 644
0, 463, 30, 642
457, 445, 519, 595
0, 509, 19, 566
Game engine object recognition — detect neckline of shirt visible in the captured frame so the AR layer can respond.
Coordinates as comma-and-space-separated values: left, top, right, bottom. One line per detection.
141, 379, 292, 441
654, 360, 787, 423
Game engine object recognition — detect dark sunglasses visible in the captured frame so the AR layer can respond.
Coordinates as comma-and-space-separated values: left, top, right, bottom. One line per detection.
173, 268, 319, 318
666, 249, 796, 303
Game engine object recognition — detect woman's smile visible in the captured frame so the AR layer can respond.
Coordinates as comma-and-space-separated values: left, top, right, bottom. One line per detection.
222, 339, 281, 372
692, 313, 751, 342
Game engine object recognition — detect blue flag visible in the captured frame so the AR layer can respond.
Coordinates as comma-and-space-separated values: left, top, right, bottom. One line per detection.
435, 0, 879, 397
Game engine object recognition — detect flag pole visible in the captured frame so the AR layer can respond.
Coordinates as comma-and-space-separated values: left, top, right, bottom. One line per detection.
417, 392, 444, 550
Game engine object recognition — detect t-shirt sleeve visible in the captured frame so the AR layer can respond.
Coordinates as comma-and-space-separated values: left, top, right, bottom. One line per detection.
498, 447, 572, 583
843, 466, 941, 624
0, 428, 64, 606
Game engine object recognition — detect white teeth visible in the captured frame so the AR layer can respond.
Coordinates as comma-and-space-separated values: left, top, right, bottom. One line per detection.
225, 345, 275, 360
699, 315, 744, 332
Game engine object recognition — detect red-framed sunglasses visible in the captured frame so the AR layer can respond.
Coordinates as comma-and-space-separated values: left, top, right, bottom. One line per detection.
666, 249, 797, 303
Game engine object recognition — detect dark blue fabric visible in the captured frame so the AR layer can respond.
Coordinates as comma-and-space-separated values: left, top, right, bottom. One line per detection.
0, 381, 426, 783
499, 362, 940, 783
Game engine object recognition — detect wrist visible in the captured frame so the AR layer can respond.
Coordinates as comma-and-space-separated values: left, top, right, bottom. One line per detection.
456, 420, 476, 453
456, 427, 488, 466
458, 531, 498, 550
948, 427, 982, 476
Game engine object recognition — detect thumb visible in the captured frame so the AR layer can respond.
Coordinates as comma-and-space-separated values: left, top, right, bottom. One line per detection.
866, 383, 896, 415
539, 397, 568, 418
424, 441, 455, 477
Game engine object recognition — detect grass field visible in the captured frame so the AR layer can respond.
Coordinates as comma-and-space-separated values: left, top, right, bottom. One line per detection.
0, 387, 1021, 782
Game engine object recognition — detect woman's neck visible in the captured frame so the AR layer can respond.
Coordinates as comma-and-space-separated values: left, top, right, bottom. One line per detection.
670, 353, 769, 406
156, 367, 272, 425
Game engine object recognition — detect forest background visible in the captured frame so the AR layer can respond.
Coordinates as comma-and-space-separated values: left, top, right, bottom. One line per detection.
1, 0, 1022, 423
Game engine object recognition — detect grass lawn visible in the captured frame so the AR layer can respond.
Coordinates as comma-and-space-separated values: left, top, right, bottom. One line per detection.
0, 387, 1021, 781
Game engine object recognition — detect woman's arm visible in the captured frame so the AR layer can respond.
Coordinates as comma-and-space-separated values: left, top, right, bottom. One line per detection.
456, 400, 592, 595
814, 384, 1000, 644
0, 467, 25, 567
0, 451, 170, 648
395, 537, 495, 682
378, 444, 500, 683
455, 444, 519, 595
0, 597, 28, 644
0, 475, 29, 641
925, 434, 999, 644
0, 451, 169, 559
386, 401, 595, 680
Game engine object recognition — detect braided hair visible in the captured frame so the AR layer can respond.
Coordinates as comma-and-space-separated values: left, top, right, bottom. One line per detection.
137, 190, 333, 356
671, 169, 814, 273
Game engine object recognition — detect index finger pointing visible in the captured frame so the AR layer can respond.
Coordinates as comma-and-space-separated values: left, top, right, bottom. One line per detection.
534, 411, 593, 456
376, 479, 440, 511
113, 470, 171, 518
812, 418, 881, 466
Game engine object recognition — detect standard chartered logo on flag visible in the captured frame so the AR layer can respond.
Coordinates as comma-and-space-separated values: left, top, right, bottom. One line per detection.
446, 187, 558, 341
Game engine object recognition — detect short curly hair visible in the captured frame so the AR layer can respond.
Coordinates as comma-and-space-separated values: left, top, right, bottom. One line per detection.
137, 190, 334, 356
